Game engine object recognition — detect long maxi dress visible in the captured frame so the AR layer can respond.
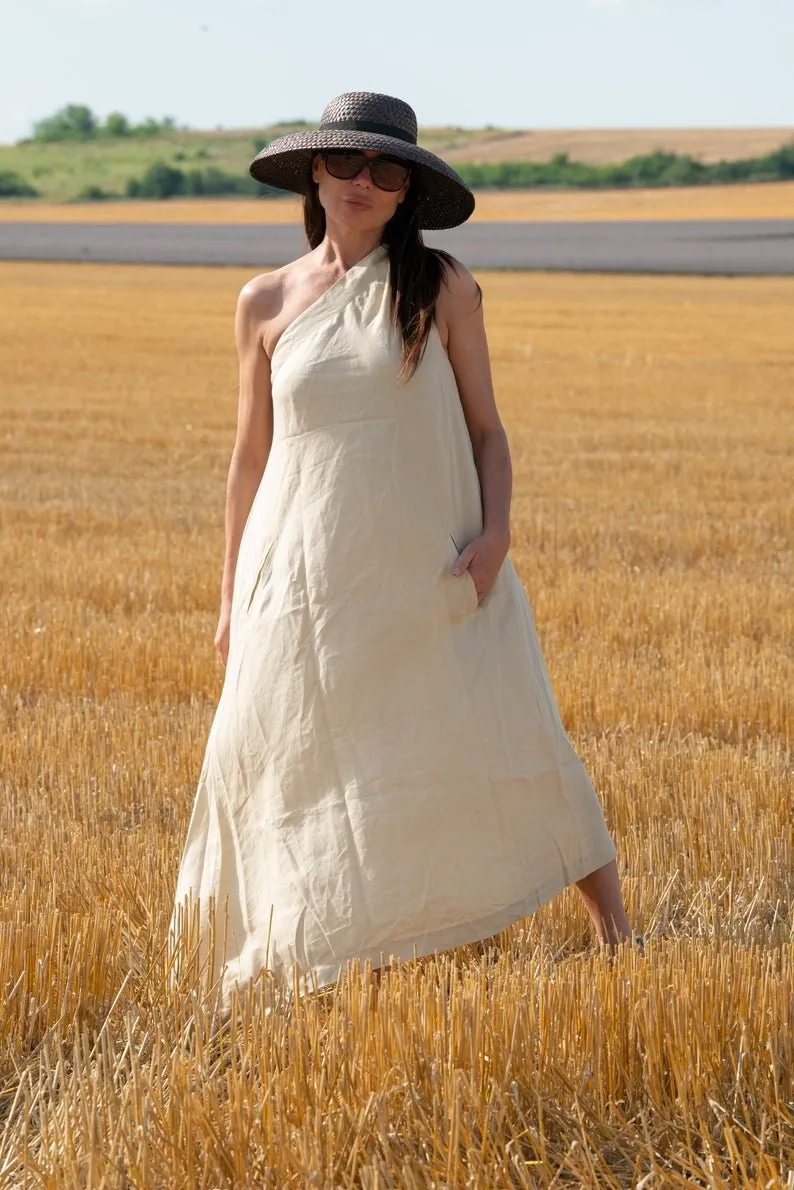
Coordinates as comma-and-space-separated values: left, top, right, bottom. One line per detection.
169, 243, 617, 1008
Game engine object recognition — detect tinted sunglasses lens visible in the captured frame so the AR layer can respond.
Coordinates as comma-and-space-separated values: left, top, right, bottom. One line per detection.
324, 151, 365, 178
324, 151, 408, 190
370, 158, 409, 190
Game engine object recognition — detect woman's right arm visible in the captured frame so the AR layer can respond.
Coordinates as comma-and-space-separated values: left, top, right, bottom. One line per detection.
215, 279, 275, 662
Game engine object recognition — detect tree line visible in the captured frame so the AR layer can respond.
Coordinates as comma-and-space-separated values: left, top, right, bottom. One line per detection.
1, 105, 792, 200
456, 145, 794, 189
23, 104, 182, 143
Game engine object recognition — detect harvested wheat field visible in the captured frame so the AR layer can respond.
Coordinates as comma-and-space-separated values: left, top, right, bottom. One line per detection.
2, 178, 793, 224
0, 259, 792, 1186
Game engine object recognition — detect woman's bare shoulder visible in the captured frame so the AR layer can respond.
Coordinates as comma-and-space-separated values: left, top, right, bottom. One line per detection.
434, 253, 482, 343
237, 262, 290, 318
436, 253, 480, 304
235, 257, 307, 355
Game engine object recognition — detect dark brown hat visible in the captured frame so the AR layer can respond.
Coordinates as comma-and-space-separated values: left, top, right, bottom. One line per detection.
249, 91, 475, 231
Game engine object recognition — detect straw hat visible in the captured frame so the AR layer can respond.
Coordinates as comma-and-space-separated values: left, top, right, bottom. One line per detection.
249, 91, 475, 231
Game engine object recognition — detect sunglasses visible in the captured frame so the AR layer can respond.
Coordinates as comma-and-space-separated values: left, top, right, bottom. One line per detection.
322, 150, 410, 192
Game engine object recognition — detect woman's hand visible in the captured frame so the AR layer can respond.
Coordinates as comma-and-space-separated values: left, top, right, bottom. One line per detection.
214, 601, 232, 668
451, 527, 510, 603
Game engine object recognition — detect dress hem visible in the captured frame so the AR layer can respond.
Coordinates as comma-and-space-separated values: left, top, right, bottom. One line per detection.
219, 835, 618, 1006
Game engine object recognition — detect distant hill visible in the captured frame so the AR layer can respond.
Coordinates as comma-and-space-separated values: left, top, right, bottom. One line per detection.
440, 126, 794, 167
2, 110, 793, 203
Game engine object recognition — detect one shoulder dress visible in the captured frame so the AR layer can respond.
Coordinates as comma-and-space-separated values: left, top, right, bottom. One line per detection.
169, 243, 617, 1009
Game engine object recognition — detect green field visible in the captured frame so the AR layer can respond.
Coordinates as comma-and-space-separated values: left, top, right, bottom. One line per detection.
0, 123, 517, 203
3, 118, 794, 204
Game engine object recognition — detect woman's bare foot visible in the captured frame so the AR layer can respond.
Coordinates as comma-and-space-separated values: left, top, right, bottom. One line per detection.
575, 858, 640, 953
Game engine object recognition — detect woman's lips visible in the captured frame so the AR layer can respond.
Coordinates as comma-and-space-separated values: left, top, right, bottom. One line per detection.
343, 196, 373, 209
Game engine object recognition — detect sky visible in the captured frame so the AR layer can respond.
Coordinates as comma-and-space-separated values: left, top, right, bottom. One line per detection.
1, 0, 792, 145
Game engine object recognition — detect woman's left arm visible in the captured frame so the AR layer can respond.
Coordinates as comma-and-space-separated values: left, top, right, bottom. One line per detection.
435, 258, 512, 598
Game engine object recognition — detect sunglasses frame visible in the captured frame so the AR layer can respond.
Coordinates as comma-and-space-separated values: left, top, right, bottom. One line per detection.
321, 150, 411, 192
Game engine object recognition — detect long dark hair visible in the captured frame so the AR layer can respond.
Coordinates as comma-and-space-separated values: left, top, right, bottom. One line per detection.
303, 155, 482, 385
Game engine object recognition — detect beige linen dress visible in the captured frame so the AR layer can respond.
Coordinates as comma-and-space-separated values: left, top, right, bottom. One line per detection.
169, 242, 617, 1007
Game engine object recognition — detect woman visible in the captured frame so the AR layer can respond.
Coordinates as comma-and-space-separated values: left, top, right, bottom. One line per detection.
169, 91, 640, 1011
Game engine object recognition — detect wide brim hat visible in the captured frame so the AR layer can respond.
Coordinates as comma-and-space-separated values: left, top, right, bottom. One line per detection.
249, 91, 475, 231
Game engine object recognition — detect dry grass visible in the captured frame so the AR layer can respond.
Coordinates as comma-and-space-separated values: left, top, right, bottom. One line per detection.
1, 178, 792, 224
439, 126, 794, 167
0, 260, 792, 1186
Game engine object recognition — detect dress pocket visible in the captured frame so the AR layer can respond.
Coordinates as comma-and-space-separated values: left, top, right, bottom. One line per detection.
443, 533, 479, 624
245, 538, 277, 613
